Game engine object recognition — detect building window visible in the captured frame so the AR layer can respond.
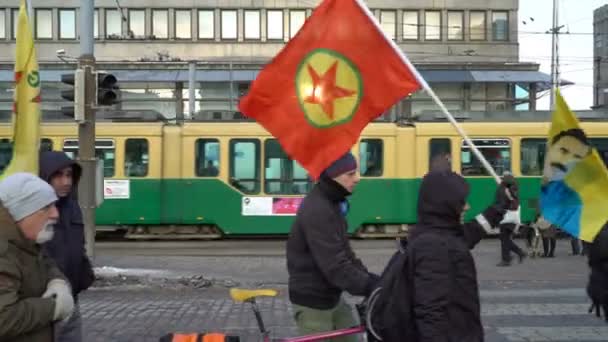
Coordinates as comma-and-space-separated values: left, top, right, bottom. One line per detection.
94, 9, 99, 39
429, 138, 451, 171
35, 9, 52, 39
447, 11, 463, 40
0, 11, 5, 39
11, 9, 18, 39
360, 139, 383, 177
402, 10, 418, 40
230, 139, 260, 194
152, 9, 168, 39
425, 11, 441, 40
63, 139, 116, 177
461, 139, 511, 176
267, 10, 283, 40
289, 10, 306, 39
469, 11, 486, 40
244, 10, 260, 39
221, 10, 237, 39
105, 9, 122, 38
264, 139, 310, 194
124, 139, 149, 177
195, 139, 220, 177
520, 138, 545, 176
59, 9, 76, 39
128, 9, 145, 38
175, 10, 191, 39
492, 11, 508, 41
198, 10, 214, 39
380, 10, 396, 40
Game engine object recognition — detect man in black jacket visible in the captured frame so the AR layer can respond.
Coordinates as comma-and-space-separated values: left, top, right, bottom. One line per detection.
408, 168, 514, 341
287, 152, 379, 342
587, 222, 608, 322
40, 151, 95, 342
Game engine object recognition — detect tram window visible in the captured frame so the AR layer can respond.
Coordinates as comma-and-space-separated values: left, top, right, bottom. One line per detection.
195, 139, 220, 177
264, 139, 311, 194
520, 139, 546, 175
124, 139, 149, 177
0, 139, 12, 174
461, 139, 511, 176
429, 138, 451, 170
41, 138, 53, 152
360, 139, 383, 177
63, 139, 115, 177
589, 138, 608, 167
229, 139, 260, 194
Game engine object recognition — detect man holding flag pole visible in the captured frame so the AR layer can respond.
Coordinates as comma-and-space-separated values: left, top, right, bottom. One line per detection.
239, 0, 515, 339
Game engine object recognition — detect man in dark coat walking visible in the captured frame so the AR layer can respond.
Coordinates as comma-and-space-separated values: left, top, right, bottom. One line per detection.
39, 151, 95, 342
408, 167, 514, 341
587, 222, 608, 322
286, 152, 379, 342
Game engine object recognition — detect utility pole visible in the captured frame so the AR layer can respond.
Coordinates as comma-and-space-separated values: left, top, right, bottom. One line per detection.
549, 0, 564, 110
79, 0, 97, 260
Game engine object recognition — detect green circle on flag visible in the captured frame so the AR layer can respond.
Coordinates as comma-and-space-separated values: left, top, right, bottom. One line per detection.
295, 49, 362, 128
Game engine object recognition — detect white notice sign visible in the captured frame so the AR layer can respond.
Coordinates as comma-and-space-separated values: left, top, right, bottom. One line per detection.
104, 180, 130, 199
242, 197, 272, 216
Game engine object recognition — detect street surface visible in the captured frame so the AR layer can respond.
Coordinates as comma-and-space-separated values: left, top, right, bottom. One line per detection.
81, 239, 608, 341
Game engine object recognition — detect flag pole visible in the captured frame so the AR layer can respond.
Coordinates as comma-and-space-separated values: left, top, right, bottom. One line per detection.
352, 0, 502, 184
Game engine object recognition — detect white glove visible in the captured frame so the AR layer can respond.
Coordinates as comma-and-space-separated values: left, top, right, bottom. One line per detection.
42, 279, 74, 321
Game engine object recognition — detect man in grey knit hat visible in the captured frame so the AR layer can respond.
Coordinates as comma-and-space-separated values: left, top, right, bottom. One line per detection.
0, 172, 74, 342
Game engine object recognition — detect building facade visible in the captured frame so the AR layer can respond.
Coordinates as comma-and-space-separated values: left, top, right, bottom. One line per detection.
0, 0, 554, 120
594, 4, 608, 108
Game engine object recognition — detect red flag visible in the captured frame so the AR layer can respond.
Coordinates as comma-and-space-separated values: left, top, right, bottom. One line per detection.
238, 0, 421, 179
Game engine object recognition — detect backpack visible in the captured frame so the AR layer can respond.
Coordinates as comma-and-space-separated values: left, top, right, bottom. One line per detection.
366, 238, 416, 342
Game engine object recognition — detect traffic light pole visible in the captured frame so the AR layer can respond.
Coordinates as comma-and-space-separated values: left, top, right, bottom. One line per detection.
79, 0, 96, 260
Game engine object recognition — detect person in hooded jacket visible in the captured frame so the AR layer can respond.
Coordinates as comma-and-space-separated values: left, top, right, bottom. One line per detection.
587, 222, 608, 322
408, 159, 514, 342
39, 151, 95, 342
496, 172, 526, 267
287, 152, 379, 342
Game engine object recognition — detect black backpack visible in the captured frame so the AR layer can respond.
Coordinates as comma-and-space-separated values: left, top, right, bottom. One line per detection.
366, 238, 416, 342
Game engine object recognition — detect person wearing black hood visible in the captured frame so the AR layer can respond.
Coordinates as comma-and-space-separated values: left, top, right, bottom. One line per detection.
286, 152, 379, 342
39, 151, 95, 342
496, 172, 526, 267
586, 222, 608, 322
407, 158, 514, 341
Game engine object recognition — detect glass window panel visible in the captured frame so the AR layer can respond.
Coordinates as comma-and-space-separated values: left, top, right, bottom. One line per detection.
447, 11, 463, 40
63, 139, 115, 177
124, 139, 149, 177
402, 11, 418, 40
461, 139, 511, 176
221, 10, 237, 39
175, 10, 191, 39
195, 139, 220, 177
0, 139, 12, 173
289, 10, 305, 39
520, 139, 546, 176
41, 138, 53, 152
380, 11, 396, 40
0, 11, 7, 39
35, 9, 52, 39
59, 9, 76, 39
264, 139, 310, 194
425, 11, 440, 40
267, 10, 283, 40
360, 139, 383, 177
244, 10, 260, 39
152, 10, 168, 39
105, 9, 122, 38
94, 9, 99, 38
12, 9, 18, 39
492, 11, 508, 41
128, 9, 145, 38
470, 11, 486, 40
590, 138, 608, 168
230, 139, 260, 194
198, 10, 214, 39
429, 138, 452, 171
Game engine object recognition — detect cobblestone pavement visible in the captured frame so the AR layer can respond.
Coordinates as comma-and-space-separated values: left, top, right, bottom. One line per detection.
79, 239, 608, 341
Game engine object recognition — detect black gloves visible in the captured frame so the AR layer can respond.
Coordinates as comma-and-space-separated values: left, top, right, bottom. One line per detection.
365, 272, 381, 297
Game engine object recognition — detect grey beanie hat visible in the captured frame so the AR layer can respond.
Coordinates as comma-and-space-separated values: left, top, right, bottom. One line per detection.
0, 172, 57, 221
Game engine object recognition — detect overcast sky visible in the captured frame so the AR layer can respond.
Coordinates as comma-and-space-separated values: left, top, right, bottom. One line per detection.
519, 0, 607, 110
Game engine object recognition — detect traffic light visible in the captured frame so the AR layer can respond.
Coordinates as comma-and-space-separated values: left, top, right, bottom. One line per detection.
95, 72, 119, 106
60, 69, 85, 121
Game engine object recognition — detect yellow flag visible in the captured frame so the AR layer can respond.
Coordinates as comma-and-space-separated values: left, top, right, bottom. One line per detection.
0, 0, 41, 179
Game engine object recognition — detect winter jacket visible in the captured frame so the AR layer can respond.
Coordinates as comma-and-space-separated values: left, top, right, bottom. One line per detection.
0, 205, 64, 342
286, 176, 379, 310
39, 151, 94, 297
408, 170, 506, 342
587, 223, 608, 318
